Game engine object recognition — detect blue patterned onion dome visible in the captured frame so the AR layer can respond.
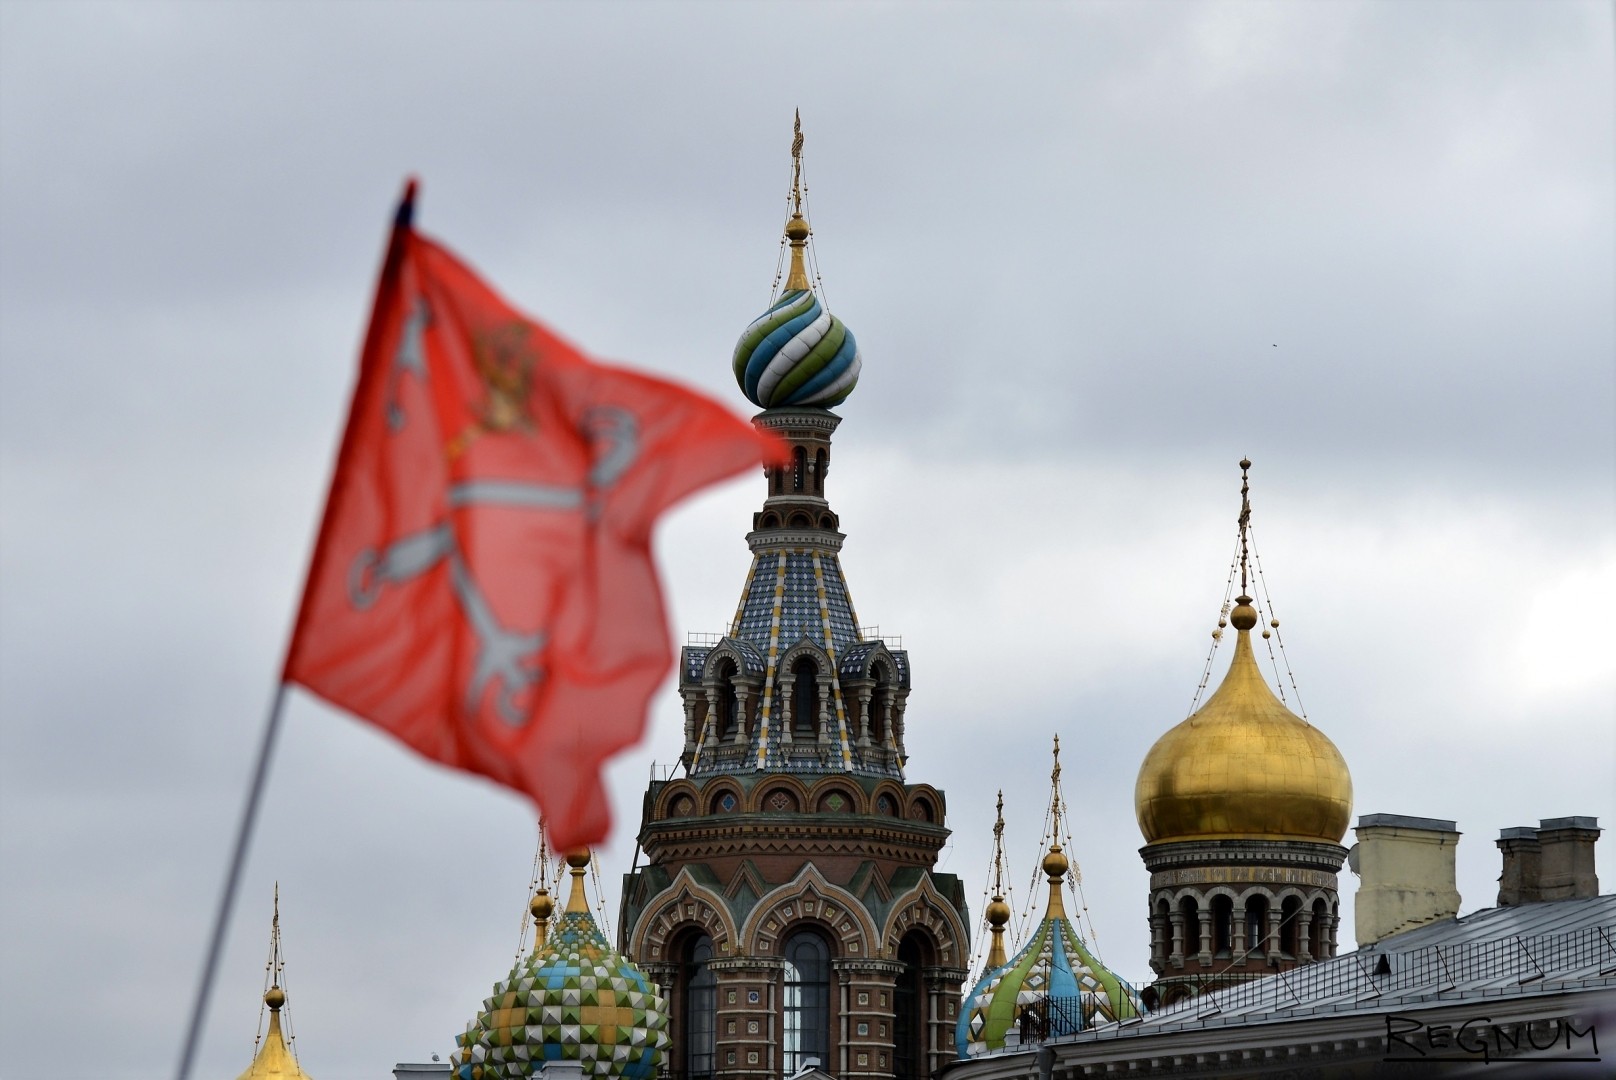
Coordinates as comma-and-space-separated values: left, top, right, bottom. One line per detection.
733, 285, 862, 410
451, 855, 669, 1080
956, 844, 1141, 1058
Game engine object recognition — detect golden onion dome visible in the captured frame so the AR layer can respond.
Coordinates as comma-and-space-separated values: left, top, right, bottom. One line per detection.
1135, 597, 1351, 845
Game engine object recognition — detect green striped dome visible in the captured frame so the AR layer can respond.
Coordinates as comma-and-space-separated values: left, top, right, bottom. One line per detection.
733, 288, 861, 409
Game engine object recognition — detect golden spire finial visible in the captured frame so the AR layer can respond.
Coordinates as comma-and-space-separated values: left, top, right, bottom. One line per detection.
783, 109, 812, 293
238, 887, 313, 1080
565, 849, 592, 914
984, 790, 1011, 970
1038, 736, 1070, 920
1231, 459, 1258, 631
530, 821, 554, 953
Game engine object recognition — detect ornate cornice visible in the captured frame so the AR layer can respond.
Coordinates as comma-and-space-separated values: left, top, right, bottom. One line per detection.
746, 528, 845, 552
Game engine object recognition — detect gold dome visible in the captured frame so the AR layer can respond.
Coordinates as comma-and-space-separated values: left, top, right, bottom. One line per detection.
1135, 605, 1351, 845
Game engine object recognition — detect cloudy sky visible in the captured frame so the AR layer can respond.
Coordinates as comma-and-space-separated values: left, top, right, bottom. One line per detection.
1, 2, 1612, 1078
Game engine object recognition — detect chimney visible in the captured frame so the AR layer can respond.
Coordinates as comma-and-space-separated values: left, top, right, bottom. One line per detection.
1537, 816, 1600, 901
1496, 826, 1542, 905
1351, 813, 1461, 947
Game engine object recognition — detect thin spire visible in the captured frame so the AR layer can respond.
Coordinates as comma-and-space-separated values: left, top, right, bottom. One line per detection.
783, 110, 811, 293
984, 791, 1010, 970
1041, 740, 1068, 920
1237, 457, 1253, 597
530, 820, 554, 954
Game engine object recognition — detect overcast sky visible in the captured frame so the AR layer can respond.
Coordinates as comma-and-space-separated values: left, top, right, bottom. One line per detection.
1, 3, 1612, 1079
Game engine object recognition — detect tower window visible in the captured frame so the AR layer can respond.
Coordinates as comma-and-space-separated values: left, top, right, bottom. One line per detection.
792, 658, 818, 739
814, 449, 827, 495
894, 933, 929, 1080
1211, 895, 1233, 956
782, 932, 830, 1076
793, 447, 807, 493
1280, 896, 1301, 957
1245, 896, 1269, 954
684, 934, 716, 1080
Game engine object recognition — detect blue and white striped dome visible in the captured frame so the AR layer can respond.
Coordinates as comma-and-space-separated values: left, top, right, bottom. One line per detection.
733, 288, 861, 409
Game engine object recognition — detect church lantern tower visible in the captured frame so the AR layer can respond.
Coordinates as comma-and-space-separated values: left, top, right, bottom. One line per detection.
1133, 462, 1353, 1008
619, 116, 972, 1080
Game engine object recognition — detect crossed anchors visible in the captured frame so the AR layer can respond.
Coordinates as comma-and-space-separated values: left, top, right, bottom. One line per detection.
348, 298, 640, 725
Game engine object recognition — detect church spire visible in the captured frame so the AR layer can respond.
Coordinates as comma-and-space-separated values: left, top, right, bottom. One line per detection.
983, 791, 1011, 970
783, 110, 811, 293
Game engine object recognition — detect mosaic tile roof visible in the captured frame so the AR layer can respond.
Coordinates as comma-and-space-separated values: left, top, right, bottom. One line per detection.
451, 897, 669, 1079
956, 906, 1141, 1057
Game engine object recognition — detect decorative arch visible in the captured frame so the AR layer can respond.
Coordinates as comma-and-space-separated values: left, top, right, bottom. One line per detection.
817, 512, 836, 530
657, 779, 702, 820
881, 875, 970, 967
741, 865, 881, 959
807, 777, 864, 814
751, 776, 811, 814
628, 868, 741, 963
788, 510, 812, 528
871, 780, 906, 817
705, 782, 744, 816
758, 510, 782, 529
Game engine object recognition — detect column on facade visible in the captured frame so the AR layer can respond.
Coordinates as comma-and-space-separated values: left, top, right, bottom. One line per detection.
1148, 908, 1166, 970
1231, 898, 1248, 967
710, 957, 782, 1080
1196, 906, 1213, 965
1297, 910, 1314, 962
854, 687, 872, 749
778, 675, 795, 744
921, 966, 969, 1080
833, 958, 902, 1080
1168, 909, 1186, 969
816, 675, 833, 746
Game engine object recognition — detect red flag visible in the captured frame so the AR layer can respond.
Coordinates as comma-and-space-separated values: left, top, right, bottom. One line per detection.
285, 181, 779, 850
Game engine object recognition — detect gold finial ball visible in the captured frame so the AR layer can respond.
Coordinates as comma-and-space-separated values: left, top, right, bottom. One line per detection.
785, 214, 810, 242
985, 896, 1012, 927
1042, 843, 1069, 880
1240, 457, 1252, 470
264, 986, 286, 1010
531, 890, 553, 921
566, 850, 591, 870
1230, 596, 1258, 631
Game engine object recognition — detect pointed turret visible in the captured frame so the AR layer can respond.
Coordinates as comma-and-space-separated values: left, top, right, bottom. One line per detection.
235, 887, 314, 1080
957, 743, 1140, 1058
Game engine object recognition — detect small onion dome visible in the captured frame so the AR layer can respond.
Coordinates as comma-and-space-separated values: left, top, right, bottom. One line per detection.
1135, 598, 1352, 845
955, 844, 1140, 1058
450, 855, 669, 1080
733, 287, 861, 409
234, 986, 314, 1080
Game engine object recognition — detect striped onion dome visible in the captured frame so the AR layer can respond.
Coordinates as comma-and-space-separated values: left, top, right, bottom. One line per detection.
451, 855, 669, 1080
956, 844, 1141, 1057
733, 286, 862, 409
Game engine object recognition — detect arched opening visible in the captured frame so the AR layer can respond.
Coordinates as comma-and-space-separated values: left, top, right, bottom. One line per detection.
1279, 896, 1302, 957
871, 663, 892, 745
1311, 898, 1330, 960
1177, 895, 1198, 958
1245, 895, 1269, 955
713, 659, 740, 740
814, 448, 827, 494
760, 511, 781, 529
792, 657, 819, 740
788, 511, 812, 528
893, 932, 931, 1080
793, 446, 807, 493
1211, 895, 1233, 956
679, 933, 717, 1080
782, 930, 831, 1075
1153, 897, 1172, 967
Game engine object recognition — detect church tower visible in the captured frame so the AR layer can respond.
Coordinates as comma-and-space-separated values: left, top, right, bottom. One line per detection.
1133, 462, 1353, 1008
619, 117, 972, 1080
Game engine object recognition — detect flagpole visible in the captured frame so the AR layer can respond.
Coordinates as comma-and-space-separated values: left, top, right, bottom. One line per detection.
175, 680, 292, 1080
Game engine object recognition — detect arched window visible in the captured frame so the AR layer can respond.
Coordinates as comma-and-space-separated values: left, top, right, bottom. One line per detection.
814, 449, 827, 494
793, 446, 807, 493
782, 931, 830, 1075
1211, 895, 1233, 956
893, 933, 930, 1080
714, 660, 740, 739
1245, 895, 1269, 955
1280, 896, 1301, 956
682, 934, 717, 1080
792, 658, 819, 739
1311, 898, 1330, 960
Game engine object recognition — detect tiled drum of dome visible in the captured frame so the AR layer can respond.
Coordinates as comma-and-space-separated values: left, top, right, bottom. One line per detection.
452, 910, 669, 1080
733, 290, 861, 410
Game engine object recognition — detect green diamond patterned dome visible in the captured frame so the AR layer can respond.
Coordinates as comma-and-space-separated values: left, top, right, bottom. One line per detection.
452, 860, 669, 1080
956, 845, 1141, 1057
